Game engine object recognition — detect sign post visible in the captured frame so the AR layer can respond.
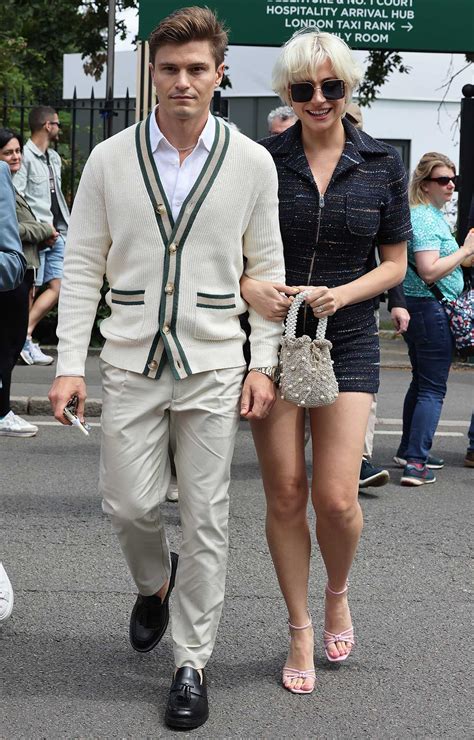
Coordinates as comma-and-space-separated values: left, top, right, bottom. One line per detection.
457, 84, 474, 246
138, 0, 474, 54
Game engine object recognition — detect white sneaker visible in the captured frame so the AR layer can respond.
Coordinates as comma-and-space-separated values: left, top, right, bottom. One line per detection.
166, 476, 179, 502
23, 339, 54, 365
0, 563, 14, 621
20, 340, 34, 365
0, 411, 38, 437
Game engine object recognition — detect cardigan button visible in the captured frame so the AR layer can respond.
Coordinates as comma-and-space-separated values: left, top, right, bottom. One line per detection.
169, 242, 178, 254
156, 203, 166, 215
164, 283, 174, 295
148, 360, 158, 371
163, 324, 170, 334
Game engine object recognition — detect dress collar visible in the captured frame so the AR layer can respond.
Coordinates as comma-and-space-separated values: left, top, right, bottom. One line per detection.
262, 116, 389, 159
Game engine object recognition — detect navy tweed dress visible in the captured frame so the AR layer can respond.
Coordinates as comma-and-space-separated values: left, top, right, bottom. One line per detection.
260, 118, 412, 393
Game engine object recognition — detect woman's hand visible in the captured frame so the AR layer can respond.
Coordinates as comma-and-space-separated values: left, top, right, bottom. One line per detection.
461, 229, 474, 266
300, 285, 346, 318
240, 275, 299, 322
43, 227, 60, 247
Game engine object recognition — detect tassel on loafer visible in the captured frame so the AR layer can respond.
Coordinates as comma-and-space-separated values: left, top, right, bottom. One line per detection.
165, 666, 209, 730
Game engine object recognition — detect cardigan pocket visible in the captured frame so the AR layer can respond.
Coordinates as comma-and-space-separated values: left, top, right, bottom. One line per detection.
102, 288, 145, 340
194, 291, 242, 341
346, 193, 381, 237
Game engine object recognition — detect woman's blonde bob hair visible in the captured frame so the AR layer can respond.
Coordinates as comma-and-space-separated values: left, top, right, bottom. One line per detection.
272, 30, 363, 107
409, 152, 456, 207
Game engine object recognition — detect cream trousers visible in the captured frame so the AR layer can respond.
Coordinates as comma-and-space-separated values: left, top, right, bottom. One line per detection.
99, 360, 245, 668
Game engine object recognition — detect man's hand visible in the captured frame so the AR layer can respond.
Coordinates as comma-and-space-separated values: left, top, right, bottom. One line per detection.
240, 371, 276, 420
391, 307, 410, 334
49, 376, 87, 424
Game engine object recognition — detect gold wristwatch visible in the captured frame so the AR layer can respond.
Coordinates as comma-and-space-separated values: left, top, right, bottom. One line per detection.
249, 366, 278, 382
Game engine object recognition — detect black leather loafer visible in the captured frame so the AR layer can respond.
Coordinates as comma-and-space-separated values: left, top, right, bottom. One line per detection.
129, 551, 178, 652
165, 666, 209, 730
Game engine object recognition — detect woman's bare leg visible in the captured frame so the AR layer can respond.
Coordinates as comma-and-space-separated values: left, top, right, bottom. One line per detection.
251, 396, 313, 691
310, 392, 372, 659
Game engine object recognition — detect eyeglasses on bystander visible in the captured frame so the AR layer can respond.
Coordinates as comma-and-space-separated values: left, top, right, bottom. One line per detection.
423, 175, 458, 187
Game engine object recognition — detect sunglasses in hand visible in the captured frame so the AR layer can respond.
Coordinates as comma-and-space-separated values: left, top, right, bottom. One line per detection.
290, 79, 345, 103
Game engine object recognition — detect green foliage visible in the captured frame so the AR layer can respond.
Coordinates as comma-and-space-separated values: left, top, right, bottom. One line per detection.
0, 0, 138, 99
360, 51, 473, 107
0, 35, 34, 98
358, 51, 410, 107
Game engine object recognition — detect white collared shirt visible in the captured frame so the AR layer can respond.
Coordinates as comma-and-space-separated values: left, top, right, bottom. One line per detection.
149, 106, 215, 220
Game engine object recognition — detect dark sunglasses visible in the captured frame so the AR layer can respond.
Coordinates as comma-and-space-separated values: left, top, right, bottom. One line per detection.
424, 175, 458, 186
45, 120, 62, 128
290, 79, 345, 103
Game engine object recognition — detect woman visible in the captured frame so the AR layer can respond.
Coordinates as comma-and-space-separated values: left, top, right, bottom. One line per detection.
0, 128, 57, 437
241, 31, 411, 694
393, 153, 474, 485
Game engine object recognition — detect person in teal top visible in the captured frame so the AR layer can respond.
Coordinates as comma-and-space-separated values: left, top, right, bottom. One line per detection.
404, 202, 465, 301
395, 152, 474, 486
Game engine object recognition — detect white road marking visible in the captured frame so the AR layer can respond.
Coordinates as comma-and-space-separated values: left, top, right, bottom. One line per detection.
33, 421, 101, 427
377, 418, 469, 428
375, 431, 463, 437
31, 421, 464, 437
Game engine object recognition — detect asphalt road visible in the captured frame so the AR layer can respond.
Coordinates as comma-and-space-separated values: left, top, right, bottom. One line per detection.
1, 366, 472, 739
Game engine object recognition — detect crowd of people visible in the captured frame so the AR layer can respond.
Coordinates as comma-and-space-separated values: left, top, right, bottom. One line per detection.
0, 107, 69, 439
1, 6, 473, 730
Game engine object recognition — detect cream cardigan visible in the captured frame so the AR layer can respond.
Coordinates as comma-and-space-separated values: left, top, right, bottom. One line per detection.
56, 116, 285, 379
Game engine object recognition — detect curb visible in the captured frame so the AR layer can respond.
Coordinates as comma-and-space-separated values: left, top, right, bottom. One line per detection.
11, 397, 103, 417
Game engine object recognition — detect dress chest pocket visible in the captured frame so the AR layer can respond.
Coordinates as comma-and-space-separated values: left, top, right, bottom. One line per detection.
346, 193, 381, 237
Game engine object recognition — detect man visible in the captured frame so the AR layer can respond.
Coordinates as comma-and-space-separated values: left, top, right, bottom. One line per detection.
14, 106, 70, 365
49, 6, 284, 730
267, 105, 297, 135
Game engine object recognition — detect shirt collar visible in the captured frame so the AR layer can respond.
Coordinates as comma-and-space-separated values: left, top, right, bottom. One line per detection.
149, 105, 215, 154
25, 139, 48, 159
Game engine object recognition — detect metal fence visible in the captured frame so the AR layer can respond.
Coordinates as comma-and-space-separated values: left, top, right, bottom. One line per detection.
1, 88, 136, 205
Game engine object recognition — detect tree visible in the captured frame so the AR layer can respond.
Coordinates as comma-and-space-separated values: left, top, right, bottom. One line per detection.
0, 0, 138, 98
358, 50, 473, 107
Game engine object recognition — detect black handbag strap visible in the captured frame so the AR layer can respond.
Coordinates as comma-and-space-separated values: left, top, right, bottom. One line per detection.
407, 260, 447, 303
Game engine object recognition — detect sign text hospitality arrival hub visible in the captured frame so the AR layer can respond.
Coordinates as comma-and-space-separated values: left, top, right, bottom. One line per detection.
138, 0, 474, 54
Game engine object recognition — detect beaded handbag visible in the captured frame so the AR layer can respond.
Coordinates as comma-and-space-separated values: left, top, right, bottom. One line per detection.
279, 291, 339, 408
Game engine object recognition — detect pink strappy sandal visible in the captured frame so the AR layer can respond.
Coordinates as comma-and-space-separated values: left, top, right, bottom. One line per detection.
282, 618, 316, 694
323, 583, 355, 663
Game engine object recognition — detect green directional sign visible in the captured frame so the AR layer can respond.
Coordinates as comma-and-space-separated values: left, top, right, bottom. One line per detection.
138, 0, 474, 54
